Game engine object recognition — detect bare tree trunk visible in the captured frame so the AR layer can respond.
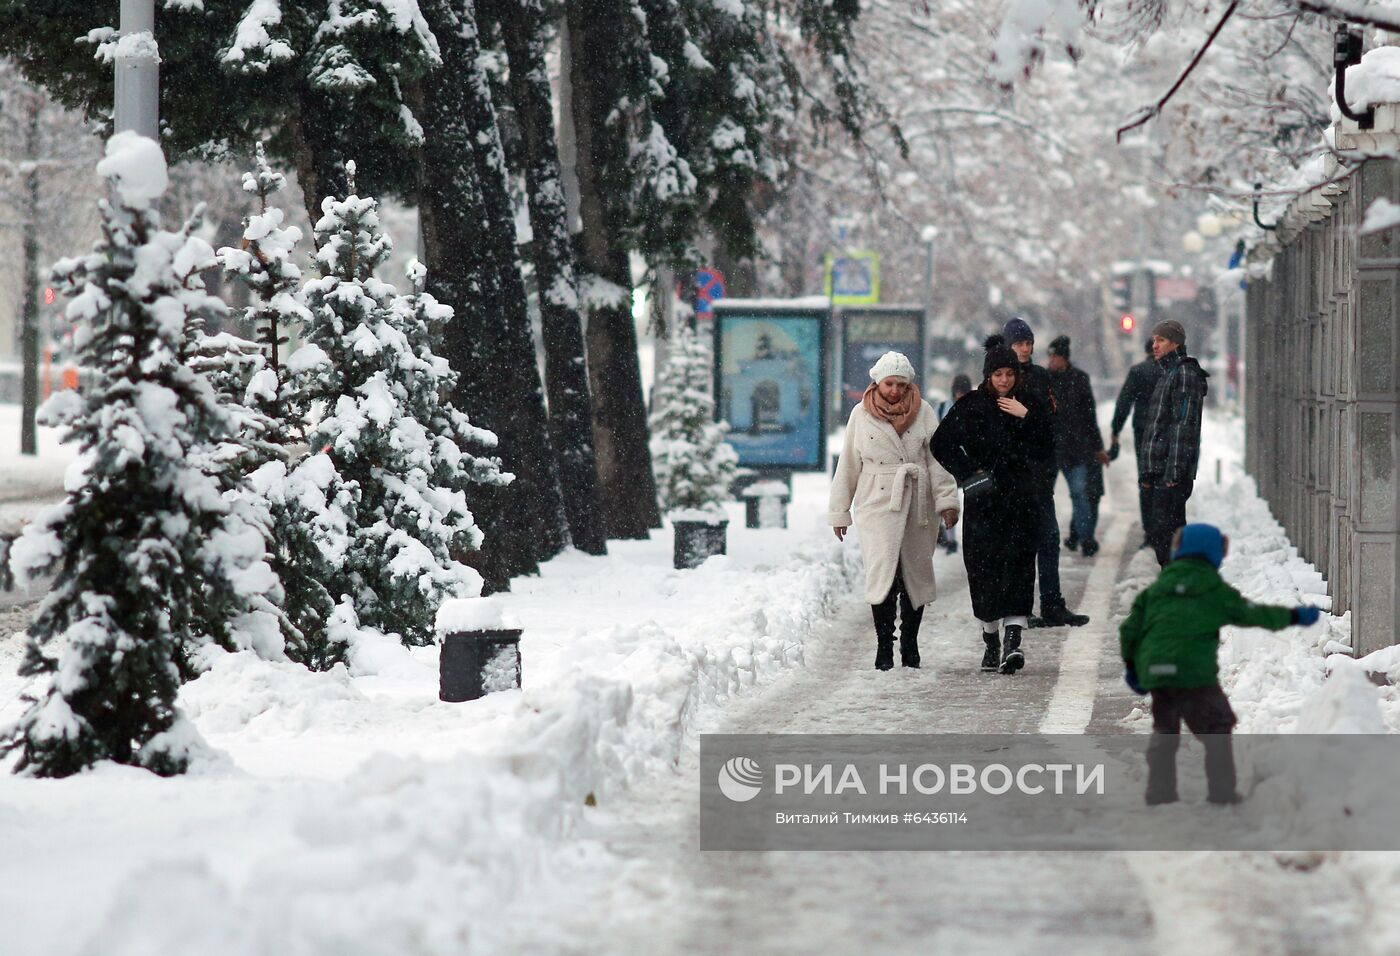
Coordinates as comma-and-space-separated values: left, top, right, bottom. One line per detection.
19, 96, 41, 457
565, 0, 661, 538
491, 0, 607, 555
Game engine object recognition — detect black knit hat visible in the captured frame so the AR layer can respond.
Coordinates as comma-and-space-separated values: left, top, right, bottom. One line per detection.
1048, 335, 1071, 360
982, 334, 1018, 380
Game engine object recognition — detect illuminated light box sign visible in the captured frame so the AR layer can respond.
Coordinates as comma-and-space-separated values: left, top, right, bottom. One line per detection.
712, 299, 830, 471
838, 306, 925, 409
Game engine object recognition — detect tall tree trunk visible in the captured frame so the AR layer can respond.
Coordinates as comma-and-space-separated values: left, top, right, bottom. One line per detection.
414, 0, 569, 591
19, 96, 41, 457
285, 101, 351, 228
490, 0, 606, 555
565, 0, 661, 538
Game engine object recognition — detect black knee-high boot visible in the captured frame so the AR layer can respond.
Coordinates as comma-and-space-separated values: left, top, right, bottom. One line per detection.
896, 573, 922, 668
871, 600, 895, 670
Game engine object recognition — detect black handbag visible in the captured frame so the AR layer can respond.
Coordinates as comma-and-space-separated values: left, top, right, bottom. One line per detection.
959, 469, 996, 500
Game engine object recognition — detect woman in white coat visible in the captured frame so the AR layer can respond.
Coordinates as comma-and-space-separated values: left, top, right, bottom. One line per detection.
829, 352, 961, 670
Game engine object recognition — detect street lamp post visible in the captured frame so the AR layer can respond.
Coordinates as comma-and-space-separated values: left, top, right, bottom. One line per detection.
920, 224, 937, 314
920, 225, 937, 381
114, 0, 159, 139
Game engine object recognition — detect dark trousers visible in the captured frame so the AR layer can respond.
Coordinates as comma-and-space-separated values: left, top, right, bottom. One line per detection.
1033, 490, 1063, 608
1062, 464, 1100, 544
872, 566, 923, 664
1143, 478, 1194, 567
1146, 686, 1238, 803
1132, 434, 1149, 539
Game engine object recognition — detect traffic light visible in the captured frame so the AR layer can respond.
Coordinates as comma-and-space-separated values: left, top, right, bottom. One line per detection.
1120, 314, 1136, 333
43, 286, 55, 305
1111, 276, 1131, 314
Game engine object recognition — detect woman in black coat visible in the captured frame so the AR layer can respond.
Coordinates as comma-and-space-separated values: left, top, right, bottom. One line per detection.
931, 335, 1055, 674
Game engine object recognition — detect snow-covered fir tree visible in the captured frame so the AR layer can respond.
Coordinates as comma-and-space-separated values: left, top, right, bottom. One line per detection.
1, 133, 283, 777
648, 326, 737, 516
217, 142, 312, 434
287, 166, 509, 649
214, 145, 337, 667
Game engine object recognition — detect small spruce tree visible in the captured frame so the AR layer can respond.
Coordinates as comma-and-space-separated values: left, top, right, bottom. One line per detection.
287, 164, 508, 649
648, 326, 737, 516
1, 133, 277, 777
215, 144, 326, 665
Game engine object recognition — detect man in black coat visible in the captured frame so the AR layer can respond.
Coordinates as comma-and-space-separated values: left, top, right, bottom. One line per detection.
1139, 320, 1209, 567
1110, 338, 1164, 542
1047, 336, 1110, 557
1002, 317, 1089, 628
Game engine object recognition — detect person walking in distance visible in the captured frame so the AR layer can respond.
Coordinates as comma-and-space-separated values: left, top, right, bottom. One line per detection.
830, 352, 961, 670
932, 336, 1054, 674
1046, 336, 1111, 557
935, 374, 973, 555
1110, 338, 1164, 548
1000, 317, 1089, 628
1139, 320, 1209, 567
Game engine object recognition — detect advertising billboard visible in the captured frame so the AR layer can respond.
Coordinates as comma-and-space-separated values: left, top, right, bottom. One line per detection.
712, 301, 829, 471
838, 307, 925, 408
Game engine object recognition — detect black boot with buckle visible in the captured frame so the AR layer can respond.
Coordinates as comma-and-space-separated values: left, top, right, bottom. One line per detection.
1000, 624, 1025, 674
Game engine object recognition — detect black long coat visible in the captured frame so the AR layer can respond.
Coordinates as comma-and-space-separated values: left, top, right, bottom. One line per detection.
931, 385, 1055, 621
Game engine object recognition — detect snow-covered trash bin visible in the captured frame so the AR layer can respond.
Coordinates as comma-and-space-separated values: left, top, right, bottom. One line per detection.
435, 597, 522, 702
728, 468, 761, 499
742, 480, 790, 529
671, 508, 729, 570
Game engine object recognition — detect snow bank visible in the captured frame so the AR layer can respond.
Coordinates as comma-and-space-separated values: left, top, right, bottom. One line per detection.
1120, 413, 1400, 938
0, 475, 859, 953
1176, 414, 1383, 734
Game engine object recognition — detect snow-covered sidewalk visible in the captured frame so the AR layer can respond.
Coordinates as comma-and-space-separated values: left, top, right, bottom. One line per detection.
0, 404, 76, 536
4, 407, 1400, 954
0, 472, 857, 954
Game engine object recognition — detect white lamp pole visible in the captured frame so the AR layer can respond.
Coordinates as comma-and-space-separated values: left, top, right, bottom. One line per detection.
114, 0, 159, 139
920, 225, 937, 314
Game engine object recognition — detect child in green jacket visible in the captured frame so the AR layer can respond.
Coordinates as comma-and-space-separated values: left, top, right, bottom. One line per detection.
1119, 523, 1321, 804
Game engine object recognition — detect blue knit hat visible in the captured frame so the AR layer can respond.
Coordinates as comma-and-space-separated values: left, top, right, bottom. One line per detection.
1172, 523, 1226, 569
1003, 316, 1034, 344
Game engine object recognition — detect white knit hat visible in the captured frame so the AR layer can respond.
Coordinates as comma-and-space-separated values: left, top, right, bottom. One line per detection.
868, 351, 916, 382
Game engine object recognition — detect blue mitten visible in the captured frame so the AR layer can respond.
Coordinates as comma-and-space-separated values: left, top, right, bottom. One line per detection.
1123, 666, 1146, 696
1292, 606, 1321, 627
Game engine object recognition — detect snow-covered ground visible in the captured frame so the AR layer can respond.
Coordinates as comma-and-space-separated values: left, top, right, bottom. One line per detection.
0, 404, 76, 536
0, 455, 862, 954
2, 402, 1398, 954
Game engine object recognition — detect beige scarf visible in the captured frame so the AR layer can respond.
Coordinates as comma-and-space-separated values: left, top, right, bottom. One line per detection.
862, 381, 921, 436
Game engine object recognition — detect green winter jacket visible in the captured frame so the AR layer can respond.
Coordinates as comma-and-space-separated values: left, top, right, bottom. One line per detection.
1119, 558, 1294, 689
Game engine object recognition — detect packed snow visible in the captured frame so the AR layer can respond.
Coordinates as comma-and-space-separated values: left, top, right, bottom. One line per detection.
3, 401, 1398, 951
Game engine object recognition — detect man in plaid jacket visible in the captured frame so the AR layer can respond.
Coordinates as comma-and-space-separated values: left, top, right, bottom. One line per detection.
1139, 320, 1209, 567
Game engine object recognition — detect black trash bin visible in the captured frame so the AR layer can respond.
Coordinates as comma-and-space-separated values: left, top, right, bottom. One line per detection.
439, 629, 523, 702
673, 518, 728, 569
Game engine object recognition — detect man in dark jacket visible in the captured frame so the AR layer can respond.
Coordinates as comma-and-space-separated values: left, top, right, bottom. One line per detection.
1047, 336, 1110, 557
1002, 317, 1089, 627
1139, 320, 1209, 567
1109, 339, 1163, 543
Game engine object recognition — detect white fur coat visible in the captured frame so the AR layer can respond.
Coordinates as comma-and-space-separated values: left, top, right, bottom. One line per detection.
828, 402, 960, 607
